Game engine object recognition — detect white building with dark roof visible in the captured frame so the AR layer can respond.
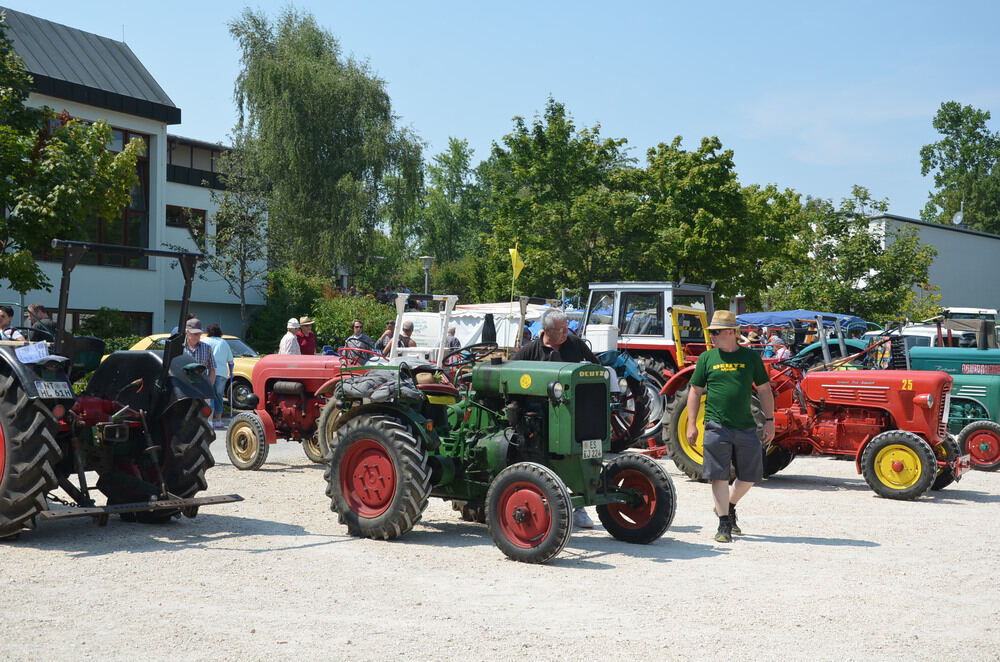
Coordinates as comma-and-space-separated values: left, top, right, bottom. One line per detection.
0, 6, 263, 336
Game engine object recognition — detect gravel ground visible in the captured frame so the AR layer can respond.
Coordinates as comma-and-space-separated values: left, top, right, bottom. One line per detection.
1, 431, 998, 662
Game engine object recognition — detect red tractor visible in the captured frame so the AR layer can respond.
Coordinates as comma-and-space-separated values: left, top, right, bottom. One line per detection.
657, 353, 969, 500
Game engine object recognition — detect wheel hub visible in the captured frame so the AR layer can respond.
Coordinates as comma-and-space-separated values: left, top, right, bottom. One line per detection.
891, 460, 904, 472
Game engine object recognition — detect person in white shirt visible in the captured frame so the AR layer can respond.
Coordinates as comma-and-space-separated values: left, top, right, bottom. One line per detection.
279, 318, 301, 355
767, 335, 791, 360
0, 306, 24, 341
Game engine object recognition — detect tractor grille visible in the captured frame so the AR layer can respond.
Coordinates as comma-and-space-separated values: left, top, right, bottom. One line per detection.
938, 381, 951, 440
955, 384, 988, 398
575, 382, 608, 443
825, 385, 889, 404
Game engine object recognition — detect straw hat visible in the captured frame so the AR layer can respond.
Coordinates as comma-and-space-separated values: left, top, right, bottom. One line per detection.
707, 310, 740, 330
299, 316, 313, 326
747, 330, 762, 343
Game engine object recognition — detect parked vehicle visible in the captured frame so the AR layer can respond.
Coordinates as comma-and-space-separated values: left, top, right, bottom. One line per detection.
0, 240, 241, 538
322, 355, 677, 563
122, 334, 260, 409
582, 282, 714, 439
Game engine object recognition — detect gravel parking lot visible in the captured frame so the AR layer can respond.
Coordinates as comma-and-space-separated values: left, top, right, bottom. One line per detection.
2, 431, 998, 662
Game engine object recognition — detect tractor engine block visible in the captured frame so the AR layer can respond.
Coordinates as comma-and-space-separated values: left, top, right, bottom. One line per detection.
782, 406, 886, 454
266, 383, 324, 440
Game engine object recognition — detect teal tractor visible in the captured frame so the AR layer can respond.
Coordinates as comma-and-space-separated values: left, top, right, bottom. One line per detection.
322, 355, 677, 563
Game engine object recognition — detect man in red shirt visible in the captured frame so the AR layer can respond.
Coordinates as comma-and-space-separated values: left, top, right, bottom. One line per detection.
297, 316, 317, 355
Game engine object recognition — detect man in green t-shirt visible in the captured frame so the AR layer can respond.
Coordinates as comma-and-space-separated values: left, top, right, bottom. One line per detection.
687, 310, 775, 543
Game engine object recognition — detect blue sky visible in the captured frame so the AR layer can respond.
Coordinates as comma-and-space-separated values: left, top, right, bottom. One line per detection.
5, 0, 1000, 217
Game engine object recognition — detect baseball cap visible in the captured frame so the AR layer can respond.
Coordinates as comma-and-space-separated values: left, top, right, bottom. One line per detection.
185, 318, 203, 333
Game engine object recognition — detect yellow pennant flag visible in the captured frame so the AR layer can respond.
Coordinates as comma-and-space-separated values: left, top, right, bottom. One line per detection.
509, 245, 525, 280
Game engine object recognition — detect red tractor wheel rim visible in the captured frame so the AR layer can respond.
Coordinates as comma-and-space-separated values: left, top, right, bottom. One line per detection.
340, 439, 397, 518
496, 481, 552, 549
604, 469, 656, 529
966, 430, 1000, 466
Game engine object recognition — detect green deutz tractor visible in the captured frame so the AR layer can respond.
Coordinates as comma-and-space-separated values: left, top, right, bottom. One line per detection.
322, 355, 677, 563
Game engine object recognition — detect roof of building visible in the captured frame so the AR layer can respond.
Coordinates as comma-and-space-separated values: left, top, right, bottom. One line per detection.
873, 213, 1000, 241
1, 6, 180, 124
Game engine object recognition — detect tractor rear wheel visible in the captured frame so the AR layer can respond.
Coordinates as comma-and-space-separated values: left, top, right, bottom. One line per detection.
638, 357, 668, 440
957, 420, 1000, 471
762, 445, 794, 478
609, 376, 650, 453
0, 369, 62, 538
486, 462, 573, 564
327, 415, 430, 540
663, 383, 707, 481
302, 432, 329, 464
931, 435, 962, 490
860, 430, 936, 500
596, 453, 676, 544
97, 398, 214, 523
226, 412, 269, 471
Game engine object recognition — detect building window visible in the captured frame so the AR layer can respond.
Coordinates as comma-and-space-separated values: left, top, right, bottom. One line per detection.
166, 205, 207, 238
52, 309, 153, 336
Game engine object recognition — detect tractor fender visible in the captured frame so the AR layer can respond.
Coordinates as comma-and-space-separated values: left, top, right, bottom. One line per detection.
332, 402, 442, 452
315, 375, 341, 398
253, 407, 279, 445
661, 365, 696, 397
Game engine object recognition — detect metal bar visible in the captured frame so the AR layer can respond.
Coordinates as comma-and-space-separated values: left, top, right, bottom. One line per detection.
38, 494, 243, 521
51, 238, 203, 262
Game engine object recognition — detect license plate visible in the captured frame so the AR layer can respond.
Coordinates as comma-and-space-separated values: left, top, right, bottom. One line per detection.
34, 380, 74, 399
581, 439, 603, 459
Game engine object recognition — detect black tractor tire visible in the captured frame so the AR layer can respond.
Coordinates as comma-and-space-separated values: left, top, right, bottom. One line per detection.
97, 398, 214, 523
663, 383, 707, 481
317, 398, 341, 462
762, 445, 794, 478
609, 376, 651, 453
957, 420, 1000, 471
637, 356, 669, 440
486, 462, 573, 564
860, 430, 937, 500
228, 378, 255, 410
0, 369, 62, 538
302, 432, 329, 464
327, 415, 431, 540
226, 411, 269, 471
596, 453, 676, 544
931, 435, 962, 491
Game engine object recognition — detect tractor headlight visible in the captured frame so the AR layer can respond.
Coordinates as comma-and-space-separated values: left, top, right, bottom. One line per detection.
914, 393, 934, 409
618, 378, 629, 390
547, 381, 565, 405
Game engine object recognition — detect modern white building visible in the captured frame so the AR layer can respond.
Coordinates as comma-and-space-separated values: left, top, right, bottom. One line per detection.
1, 7, 264, 336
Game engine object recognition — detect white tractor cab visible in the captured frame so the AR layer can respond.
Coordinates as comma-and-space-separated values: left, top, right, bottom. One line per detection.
582, 281, 714, 438
941, 307, 998, 322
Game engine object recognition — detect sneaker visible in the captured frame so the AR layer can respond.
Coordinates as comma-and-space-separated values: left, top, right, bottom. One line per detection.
573, 507, 594, 529
214, 421, 225, 430
714, 516, 733, 543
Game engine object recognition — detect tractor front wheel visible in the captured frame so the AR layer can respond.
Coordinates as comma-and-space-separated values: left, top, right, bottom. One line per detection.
957, 420, 1000, 471
596, 453, 676, 544
860, 430, 936, 500
327, 415, 431, 540
226, 412, 269, 471
931, 435, 962, 490
609, 376, 651, 453
762, 445, 794, 478
317, 398, 341, 462
486, 462, 573, 564
0, 368, 62, 538
663, 383, 706, 481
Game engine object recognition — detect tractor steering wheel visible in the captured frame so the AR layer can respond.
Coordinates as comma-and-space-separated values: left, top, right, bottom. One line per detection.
444, 342, 499, 368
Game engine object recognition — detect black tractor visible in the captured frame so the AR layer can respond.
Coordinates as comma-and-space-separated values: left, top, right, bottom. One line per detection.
0, 240, 240, 538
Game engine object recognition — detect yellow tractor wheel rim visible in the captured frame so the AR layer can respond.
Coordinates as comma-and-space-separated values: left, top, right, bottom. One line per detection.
230, 422, 260, 464
677, 395, 707, 464
873, 443, 922, 489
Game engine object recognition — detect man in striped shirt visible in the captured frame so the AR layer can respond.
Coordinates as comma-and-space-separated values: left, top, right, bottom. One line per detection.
183, 318, 216, 385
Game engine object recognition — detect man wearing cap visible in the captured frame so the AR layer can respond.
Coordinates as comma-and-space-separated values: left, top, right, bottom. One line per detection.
183, 318, 216, 386
279, 318, 302, 355
297, 316, 317, 355
687, 310, 775, 543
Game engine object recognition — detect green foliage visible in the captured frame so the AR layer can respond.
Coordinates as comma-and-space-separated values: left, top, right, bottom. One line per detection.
0, 16, 142, 293
900, 282, 943, 323
766, 186, 937, 324
920, 101, 1000, 233
476, 98, 637, 299
247, 267, 326, 352
102, 334, 144, 353
77, 307, 131, 338
421, 138, 486, 263
229, 7, 423, 278
310, 295, 394, 350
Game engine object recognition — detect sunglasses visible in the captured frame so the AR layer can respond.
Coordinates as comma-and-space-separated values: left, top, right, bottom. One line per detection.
709, 329, 727, 336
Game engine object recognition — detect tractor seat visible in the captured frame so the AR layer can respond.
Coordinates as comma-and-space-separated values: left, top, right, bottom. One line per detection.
416, 382, 460, 398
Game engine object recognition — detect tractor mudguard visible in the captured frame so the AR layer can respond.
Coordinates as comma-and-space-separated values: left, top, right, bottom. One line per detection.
332, 402, 441, 451
0, 346, 76, 401
88, 350, 214, 418
253, 407, 279, 445
661, 365, 696, 397
315, 375, 341, 398
598, 350, 644, 382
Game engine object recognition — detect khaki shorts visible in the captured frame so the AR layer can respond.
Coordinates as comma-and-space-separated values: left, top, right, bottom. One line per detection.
702, 420, 763, 482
